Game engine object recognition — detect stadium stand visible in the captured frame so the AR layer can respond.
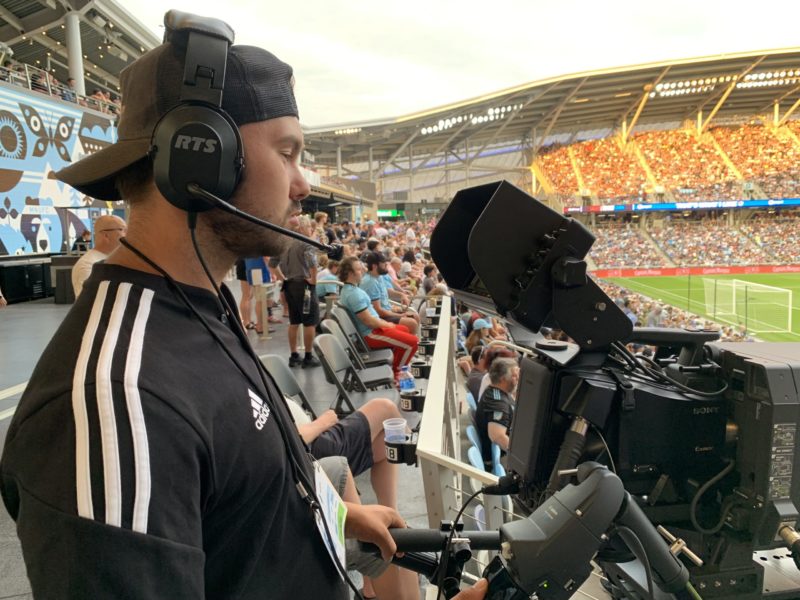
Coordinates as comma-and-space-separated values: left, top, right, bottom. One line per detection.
535, 122, 800, 206
572, 138, 649, 204
740, 213, 800, 263
537, 144, 579, 197
590, 224, 669, 268
634, 129, 737, 202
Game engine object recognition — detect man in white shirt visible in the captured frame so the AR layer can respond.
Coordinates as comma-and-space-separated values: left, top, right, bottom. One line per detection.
71, 215, 127, 297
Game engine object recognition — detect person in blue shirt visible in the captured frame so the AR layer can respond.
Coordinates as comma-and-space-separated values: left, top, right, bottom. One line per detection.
316, 258, 341, 298
360, 252, 419, 335
338, 256, 418, 379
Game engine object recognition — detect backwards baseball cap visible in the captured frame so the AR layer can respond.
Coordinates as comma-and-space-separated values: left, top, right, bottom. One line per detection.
365, 251, 388, 269
55, 12, 298, 200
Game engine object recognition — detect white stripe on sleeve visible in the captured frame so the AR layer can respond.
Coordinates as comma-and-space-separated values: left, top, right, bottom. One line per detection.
124, 289, 154, 533
72, 280, 110, 520
95, 282, 132, 527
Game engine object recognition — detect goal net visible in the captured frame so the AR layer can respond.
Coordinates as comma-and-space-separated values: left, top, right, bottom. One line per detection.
703, 278, 792, 333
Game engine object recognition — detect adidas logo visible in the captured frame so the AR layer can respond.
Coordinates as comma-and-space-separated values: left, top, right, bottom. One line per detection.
250, 389, 271, 431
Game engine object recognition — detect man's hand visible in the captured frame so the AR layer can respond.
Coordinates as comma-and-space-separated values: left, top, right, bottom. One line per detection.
0, 296, 6, 308
343, 503, 404, 561
317, 409, 339, 430
453, 579, 488, 599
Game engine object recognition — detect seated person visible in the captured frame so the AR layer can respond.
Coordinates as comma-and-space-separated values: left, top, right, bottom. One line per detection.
338, 256, 418, 379
475, 345, 518, 401
422, 264, 438, 295
476, 357, 519, 470
360, 251, 419, 335
316, 257, 340, 298
465, 346, 486, 396
285, 396, 403, 510
465, 318, 492, 353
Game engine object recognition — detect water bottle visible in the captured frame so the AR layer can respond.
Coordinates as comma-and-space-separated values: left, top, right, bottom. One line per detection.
398, 366, 416, 393
302, 288, 311, 315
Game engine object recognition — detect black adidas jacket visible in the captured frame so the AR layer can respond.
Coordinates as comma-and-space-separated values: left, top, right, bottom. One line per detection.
0, 264, 346, 599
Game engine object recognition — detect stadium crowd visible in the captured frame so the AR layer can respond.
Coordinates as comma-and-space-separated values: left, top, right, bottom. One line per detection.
588, 215, 800, 269
572, 138, 648, 204
590, 224, 669, 268
740, 213, 800, 263
537, 121, 800, 206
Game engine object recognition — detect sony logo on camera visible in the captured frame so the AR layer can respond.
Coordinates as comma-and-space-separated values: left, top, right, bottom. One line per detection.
174, 134, 219, 153
693, 406, 720, 415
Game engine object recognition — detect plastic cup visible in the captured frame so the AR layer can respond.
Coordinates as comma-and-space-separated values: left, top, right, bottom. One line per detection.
383, 418, 407, 443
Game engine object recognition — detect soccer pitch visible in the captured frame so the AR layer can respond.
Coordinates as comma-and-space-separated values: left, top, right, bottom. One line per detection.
604, 273, 800, 342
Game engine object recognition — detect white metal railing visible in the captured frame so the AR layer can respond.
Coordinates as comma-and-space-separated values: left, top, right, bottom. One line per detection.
416, 295, 509, 548
0, 62, 120, 115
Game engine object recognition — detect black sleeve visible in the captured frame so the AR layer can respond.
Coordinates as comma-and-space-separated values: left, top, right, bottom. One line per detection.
1, 388, 209, 599
482, 397, 513, 429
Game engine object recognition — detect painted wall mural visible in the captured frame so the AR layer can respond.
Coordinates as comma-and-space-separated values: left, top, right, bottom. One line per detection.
0, 82, 118, 256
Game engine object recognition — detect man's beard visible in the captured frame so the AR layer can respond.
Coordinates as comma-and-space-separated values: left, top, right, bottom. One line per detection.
378, 266, 389, 275
205, 208, 292, 258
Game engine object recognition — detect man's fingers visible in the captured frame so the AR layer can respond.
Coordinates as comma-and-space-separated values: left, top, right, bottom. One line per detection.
376, 526, 398, 561
453, 578, 488, 599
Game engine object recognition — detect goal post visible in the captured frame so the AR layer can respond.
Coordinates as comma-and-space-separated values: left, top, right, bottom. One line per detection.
702, 278, 736, 321
732, 279, 793, 334
701, 278, 792, 333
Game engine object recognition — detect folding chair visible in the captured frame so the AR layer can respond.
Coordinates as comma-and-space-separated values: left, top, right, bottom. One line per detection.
466, 391, 477, 412
313, 334, 397, 415
331, 305, 372, 354
320, 318, 391, 369
259, 354, 318, 419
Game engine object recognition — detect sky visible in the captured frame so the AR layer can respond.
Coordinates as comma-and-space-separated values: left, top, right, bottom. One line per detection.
126, 0, 800, 127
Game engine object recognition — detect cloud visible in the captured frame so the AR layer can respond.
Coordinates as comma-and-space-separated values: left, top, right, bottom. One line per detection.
128, 0, 800, 125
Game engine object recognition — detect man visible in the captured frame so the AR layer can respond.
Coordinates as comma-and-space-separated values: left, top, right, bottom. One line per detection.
475, 357, 519, 470
1, 23, 481, 600
0, 284, 6, 307
338, 256, 418, 378
290, 397, 401, 510
278, 215, 321, 367
360, 251, 419, 335
645, 304, 664, 327
70, 214, 127, 297
72, 228, 92, 252
62, 77, 78, 103
422, 264, 438, 295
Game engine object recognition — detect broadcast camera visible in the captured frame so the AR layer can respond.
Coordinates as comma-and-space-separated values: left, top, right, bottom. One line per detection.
415, 181, 800, 599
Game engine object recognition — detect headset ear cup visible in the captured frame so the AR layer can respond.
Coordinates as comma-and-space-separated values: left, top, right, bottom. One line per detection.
151, 104, 243, 212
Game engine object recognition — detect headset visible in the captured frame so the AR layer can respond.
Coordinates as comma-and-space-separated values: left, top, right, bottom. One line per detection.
148, 10, 339, 255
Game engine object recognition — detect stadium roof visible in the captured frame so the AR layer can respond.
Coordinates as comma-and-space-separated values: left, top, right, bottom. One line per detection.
303, 47, 800, 168
0, 0, 160, 93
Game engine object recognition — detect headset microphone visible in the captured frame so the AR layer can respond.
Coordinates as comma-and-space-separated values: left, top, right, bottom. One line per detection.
187, 183, 344, 260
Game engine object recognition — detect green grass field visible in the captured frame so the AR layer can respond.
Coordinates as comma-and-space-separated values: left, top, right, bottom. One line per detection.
605, 274, 800, 342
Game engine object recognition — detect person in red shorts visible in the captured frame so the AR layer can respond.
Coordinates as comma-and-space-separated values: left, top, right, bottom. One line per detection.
338, 256, 418, 378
